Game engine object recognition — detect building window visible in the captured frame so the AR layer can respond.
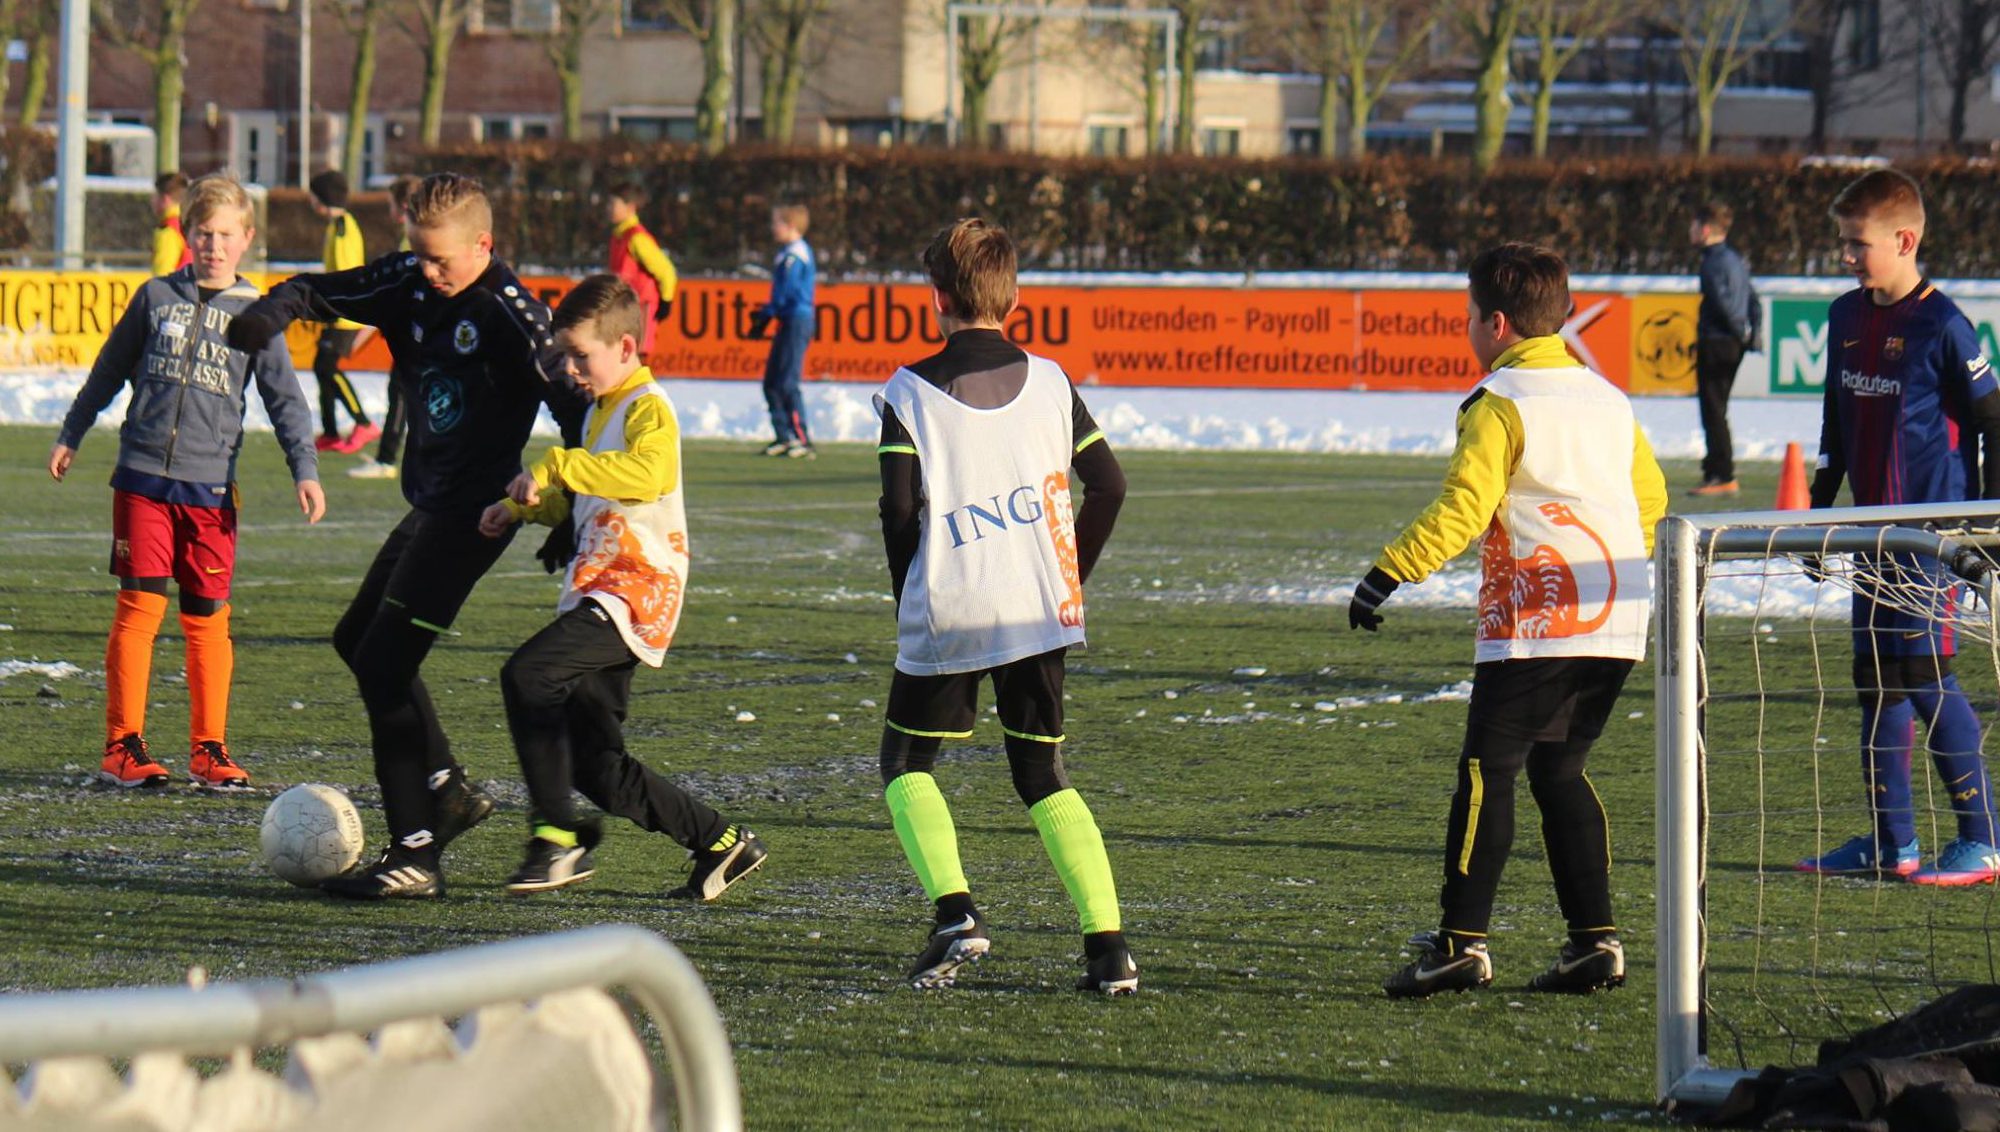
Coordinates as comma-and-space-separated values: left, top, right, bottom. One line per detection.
1199, 126, 1241, 157
1848, 0, 1881, 71
623, 0, 671, 31
479, 115, 555, 141
1194, 25, 1240, 71
614, 112, 698, 143
475, 0, 555, 33
1088, 124, 1130, 157
839, 119, 898, 148
1287, 125, 1322, 156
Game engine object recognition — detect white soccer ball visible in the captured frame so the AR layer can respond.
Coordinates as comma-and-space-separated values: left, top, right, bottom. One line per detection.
260, 784, 365, 887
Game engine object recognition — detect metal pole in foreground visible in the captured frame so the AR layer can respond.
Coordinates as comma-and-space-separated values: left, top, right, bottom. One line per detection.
298, 0, 313, 187
54, 0, 90, 270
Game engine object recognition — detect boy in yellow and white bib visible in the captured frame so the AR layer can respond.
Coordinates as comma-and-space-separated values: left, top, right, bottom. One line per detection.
482, 275, 766, 899
1350, 243, 1668, 1000
875, 219, 1135, 994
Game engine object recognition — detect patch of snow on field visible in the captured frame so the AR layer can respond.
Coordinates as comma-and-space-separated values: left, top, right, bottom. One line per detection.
3, 367, 1821, 459
0, 660, 87, 680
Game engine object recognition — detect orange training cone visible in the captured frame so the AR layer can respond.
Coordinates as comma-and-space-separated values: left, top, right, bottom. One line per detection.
1776, 442, 1810, 511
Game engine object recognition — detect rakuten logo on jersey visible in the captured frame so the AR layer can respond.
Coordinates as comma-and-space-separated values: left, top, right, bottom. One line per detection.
941, 487, 1046, 549
1840, 369, 1903, 397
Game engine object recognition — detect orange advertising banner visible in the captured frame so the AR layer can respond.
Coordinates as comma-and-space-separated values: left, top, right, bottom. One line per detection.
324, 277, 1639, 394
5, 269, 1685, 395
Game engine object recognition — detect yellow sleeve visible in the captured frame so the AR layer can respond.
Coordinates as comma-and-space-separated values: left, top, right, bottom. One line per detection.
152, 228, 184, 277
325, 217, 367, 329
503, 490, 573, 529
1376, 392, 1521, 584
1631, 423, 1668, 556
629, 231, 678, 302
530, 395, 680, 503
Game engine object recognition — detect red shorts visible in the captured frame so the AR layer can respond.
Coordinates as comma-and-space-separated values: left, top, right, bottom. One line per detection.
110, 490, 239, 600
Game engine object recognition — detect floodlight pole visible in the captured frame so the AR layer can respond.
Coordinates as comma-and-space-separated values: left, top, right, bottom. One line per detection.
54, 0, 90, 269
298, 0, 313, 187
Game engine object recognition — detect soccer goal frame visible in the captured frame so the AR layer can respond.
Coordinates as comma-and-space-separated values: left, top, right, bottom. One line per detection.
0, 924, 742, 1131
1653, 500, 2000, 1109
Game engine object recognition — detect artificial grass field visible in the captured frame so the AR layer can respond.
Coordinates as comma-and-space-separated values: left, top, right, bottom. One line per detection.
1, 422, 1983, 1129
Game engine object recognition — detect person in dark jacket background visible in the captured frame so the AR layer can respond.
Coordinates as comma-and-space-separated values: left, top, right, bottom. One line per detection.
1690, 201, 1760, 497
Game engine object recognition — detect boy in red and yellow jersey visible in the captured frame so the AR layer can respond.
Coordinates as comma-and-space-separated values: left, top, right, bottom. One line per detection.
481, 275, 763, 899
605, 182, 679, 359
151, 172, 192, 277
1350, 243, 1667, 999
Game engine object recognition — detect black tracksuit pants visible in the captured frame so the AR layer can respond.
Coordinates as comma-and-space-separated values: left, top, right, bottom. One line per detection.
1438, 657, 1632, 941
501, 603, 726, 851
333, 508, 512, 862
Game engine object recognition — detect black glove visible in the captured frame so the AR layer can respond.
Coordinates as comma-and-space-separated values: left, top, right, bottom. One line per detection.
226, 307, 286, 352
746, 311, 773, 340
1349, 566, 1400, 632
655, 299, 673, 323
536, 511, 576, 575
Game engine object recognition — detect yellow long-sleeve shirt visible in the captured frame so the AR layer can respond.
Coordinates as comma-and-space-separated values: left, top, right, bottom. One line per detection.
1378, 335, 1669, 584
322, 212, 367, 330
508, 366, 679, 527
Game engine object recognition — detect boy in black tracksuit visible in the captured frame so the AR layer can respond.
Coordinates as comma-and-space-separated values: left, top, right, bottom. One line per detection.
229, 173, 585, 899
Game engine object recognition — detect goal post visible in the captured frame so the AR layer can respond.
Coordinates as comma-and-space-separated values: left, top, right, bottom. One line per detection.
0, 925, 741, 1132
1654, 501, 2000, 1109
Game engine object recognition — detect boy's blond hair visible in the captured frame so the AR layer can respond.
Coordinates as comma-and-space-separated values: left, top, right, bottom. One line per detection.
923, 218, 1017, 324
1830, 168, 1926, 234
182, 173, 255, 233
774, 202, 810, 235
408, 172, 494, 235
553, 274, 645, 349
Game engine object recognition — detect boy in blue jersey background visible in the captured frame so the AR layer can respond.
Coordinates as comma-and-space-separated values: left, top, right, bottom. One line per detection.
1801, 168, 2000, 885
749, 203, 817, 459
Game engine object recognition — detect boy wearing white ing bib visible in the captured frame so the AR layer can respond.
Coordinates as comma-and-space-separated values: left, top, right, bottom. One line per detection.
875, 219, 1136, 994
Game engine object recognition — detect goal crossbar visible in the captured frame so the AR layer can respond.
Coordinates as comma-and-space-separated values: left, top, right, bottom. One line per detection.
0, 925, 741, 1132
1655, 503, 2000, 1108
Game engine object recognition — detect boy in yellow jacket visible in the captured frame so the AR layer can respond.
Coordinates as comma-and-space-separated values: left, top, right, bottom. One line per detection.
481, 274, 765, 899
308, 169, 376, 454
1350, 243, 1667, 999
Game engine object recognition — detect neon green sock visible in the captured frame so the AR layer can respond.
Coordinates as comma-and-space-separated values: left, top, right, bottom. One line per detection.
1030, 788, 1121, 934
884, 773, 968, 901
532, 823, 578, 848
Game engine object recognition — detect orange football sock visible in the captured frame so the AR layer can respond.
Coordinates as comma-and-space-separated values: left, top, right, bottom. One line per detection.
182, 605, 233, 746
105, 590, 168, 743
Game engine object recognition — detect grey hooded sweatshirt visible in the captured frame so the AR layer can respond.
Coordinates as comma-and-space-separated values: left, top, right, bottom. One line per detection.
59, 268, 318, 488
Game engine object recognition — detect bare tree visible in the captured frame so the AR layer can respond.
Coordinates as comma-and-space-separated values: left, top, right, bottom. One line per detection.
947, 8, 1035, 149
544, 0, 616, 138
660, 0, 736, 152
399, 0, 468, 146
15, 2, 51, 127
747, 0, 833, 145
1459, 0, 1524, 173
1518, 0, 1625, 157
1164, 0, 1220, 153
1249, 0, 1434, 157
93, 0, 202, 172
333, 0, 394, 181
0, 0, 17, 118
1663, 0, 1776, 158
1924, 0, 2000, 150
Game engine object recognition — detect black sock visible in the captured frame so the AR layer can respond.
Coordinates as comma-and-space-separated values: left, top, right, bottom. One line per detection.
935, 892, 977, 923
1084, 930, 1125, 960
1568, 927, 1617, 946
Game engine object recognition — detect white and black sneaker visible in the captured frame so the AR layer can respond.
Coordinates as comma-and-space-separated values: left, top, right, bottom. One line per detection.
1383, 931, 1492, 999
430, 772, 497, 850
506, 823, 601, 894
1528, 935, 1625, 994
908, 913, 990, 989
667, 827, 767, 902
322, 850, 443, 900
1077, 934, 1140, 996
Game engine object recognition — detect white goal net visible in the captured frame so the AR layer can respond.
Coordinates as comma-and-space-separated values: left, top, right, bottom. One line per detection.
0, 925, 739, 1132
1655, 502, 2000, 1108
